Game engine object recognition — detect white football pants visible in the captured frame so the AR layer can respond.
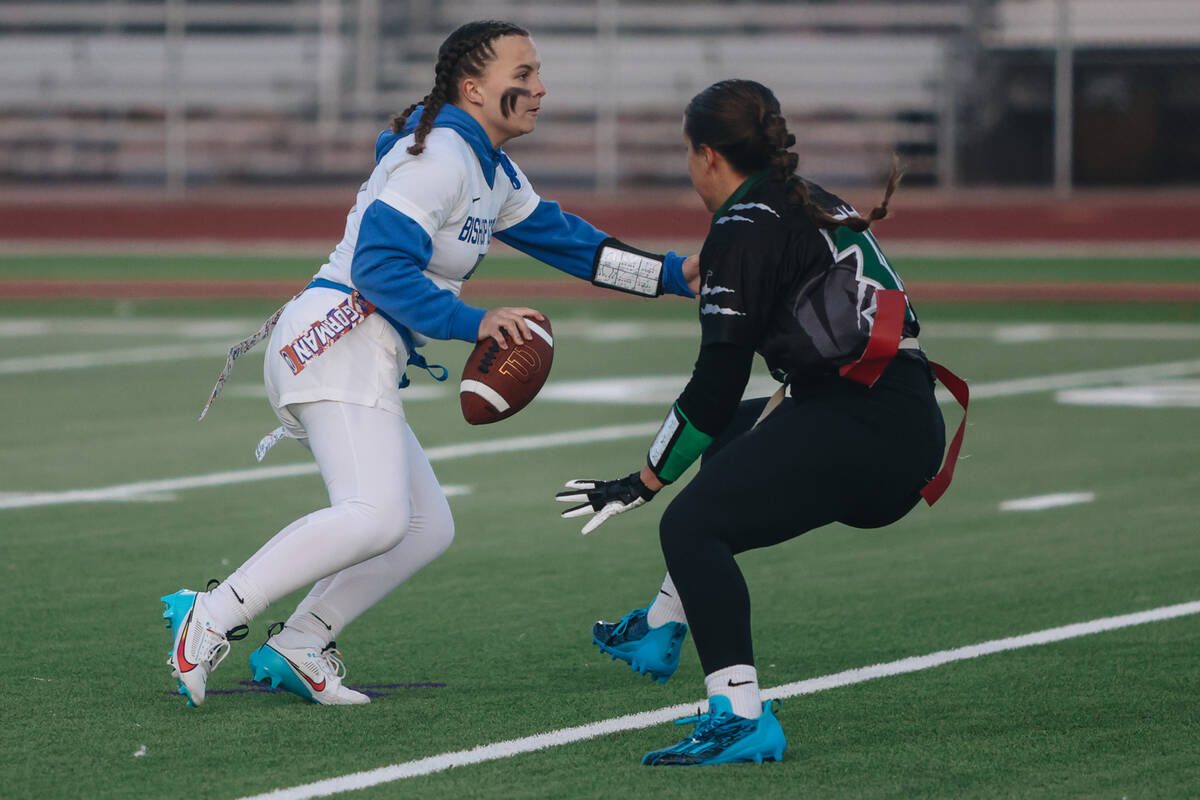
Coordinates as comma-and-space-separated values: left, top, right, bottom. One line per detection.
237, 400, 454, 639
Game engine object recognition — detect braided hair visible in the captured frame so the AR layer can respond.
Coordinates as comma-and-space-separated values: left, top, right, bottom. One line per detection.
684, 79, 901, 232
391, 20, 529, 156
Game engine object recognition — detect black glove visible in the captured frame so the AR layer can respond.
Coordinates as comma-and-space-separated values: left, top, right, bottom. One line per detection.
555, 472, 658, 535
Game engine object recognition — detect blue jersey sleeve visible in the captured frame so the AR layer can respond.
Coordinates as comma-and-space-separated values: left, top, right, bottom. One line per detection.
494, 200, 694, 298
351, 199, 486, 343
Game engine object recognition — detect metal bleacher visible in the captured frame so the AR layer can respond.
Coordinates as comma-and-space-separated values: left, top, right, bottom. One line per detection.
987, 0, 1200, 47
0, 0, 976, 191
493, 31, 951, 189
389, 1, 972, 189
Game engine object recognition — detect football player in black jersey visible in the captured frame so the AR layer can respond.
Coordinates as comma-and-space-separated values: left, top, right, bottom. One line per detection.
558, 79, 962, 766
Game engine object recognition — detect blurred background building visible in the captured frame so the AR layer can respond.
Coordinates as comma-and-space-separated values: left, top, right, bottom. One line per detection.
0, 0, 1197, 196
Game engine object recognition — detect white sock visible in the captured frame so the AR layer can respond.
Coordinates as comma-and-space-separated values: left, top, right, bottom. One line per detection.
204, 570, 269, 632
269, 624, 327, 651
274, 601, 345, 650
645, 573, 687, 627
705, 664, 762, 719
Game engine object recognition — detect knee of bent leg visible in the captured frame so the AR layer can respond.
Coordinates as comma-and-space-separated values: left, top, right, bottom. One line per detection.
341, 496, 411, 557
427, 500, 456, 558
658, 497, 695, 558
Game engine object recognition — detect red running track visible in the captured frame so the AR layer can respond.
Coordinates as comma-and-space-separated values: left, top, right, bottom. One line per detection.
3, 192, 1200, 243
3, 278, 1199, 302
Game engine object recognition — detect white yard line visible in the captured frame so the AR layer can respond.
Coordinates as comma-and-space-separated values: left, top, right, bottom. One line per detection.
0, 343, 225, 374
999, 492, 1097, 511
0, 470, 469, 510
237, 600, 1200, 800
7, 355, 1200, 510
1, 320, 1199, 377
0, 318, 263, 338
950, 322, 1200, 343
0, 423, 660, 510
935, 358, 1200, 403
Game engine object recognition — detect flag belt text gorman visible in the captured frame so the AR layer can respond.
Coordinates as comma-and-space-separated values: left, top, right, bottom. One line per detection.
279, 291, 377, 375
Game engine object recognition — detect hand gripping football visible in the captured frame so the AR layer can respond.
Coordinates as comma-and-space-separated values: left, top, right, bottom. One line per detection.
460, 316, 553, 424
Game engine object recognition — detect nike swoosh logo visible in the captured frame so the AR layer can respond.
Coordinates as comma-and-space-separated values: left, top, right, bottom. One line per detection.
279, 650, 327, 693
471, 196, 481, 202
231, 587, 244, 604
175, 608, 199, 673
727, 679, 754, 687
311, 612, 332, 631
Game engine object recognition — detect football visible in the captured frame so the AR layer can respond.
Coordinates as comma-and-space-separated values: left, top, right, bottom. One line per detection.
460, 316, 554, 424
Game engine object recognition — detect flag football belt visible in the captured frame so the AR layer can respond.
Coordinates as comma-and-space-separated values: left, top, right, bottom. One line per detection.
199, 279, 449, 461
276, 280, 377, 376
839, 288, 969, 506
751, 289, 967, 505
751, 338, 916, 428
198, 279, 375, 422
298, 280, 448, 392
244, 277, 375, 461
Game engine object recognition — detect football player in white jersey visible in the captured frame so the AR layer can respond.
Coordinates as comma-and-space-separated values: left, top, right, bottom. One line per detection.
162, 19, 700, 708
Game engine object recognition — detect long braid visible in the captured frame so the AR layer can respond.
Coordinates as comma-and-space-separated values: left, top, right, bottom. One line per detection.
389, 20, 528, 156
764, 110, 902, 232
688, 79, 902, 232
390, 98, 426, 135
405, 44, 461, 156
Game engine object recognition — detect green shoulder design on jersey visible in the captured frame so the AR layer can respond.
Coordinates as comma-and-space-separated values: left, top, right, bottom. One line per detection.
830, 226, 917, 323
646, 403, 714, 484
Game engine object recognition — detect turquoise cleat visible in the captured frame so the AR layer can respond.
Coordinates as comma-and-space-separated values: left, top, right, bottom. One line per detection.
161, 588, 244, 708
642, 695, 787, 766
161, 589, 197, 645
248, 623, 369, 705
592, 606, 688, 683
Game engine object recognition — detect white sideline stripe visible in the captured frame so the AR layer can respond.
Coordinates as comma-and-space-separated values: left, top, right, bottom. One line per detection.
930, 321, 1200, 343
4, 321, 1200, 375
934, 358, 1200, 404
238, 600, 1200, 800
1057, 382, 1200, 408
0, 342, 225, 374
0, 423, 659, 510
1000, 492, 1096, 511
6, 355, 1200, 509
7, 353, 1200, 507
423, 422, 660, 462
0, 318, 263, 338
0, 472, 469, 510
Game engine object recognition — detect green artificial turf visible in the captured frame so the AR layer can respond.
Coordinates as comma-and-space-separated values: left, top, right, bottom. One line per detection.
0, 253, 1197, 798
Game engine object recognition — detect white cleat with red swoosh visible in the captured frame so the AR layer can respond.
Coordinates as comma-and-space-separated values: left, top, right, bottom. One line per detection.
161, 589, 245, 708
248, 628, 370, 705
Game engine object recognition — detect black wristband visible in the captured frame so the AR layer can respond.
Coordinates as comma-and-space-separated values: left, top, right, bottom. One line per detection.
626, 472, 658, 502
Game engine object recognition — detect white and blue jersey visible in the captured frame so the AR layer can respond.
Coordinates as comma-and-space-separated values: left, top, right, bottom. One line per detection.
313, 103, 692, 349
263, 103, 692, 430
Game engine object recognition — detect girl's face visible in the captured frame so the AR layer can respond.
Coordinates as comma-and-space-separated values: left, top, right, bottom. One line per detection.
463, 35, 546, 147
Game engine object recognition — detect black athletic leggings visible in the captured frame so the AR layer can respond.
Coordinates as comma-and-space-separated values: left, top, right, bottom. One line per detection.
659, 357, 946, 675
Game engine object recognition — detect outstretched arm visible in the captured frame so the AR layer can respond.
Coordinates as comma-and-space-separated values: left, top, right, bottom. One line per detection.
557, 342, 754, 534
494, 199, 696, 298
